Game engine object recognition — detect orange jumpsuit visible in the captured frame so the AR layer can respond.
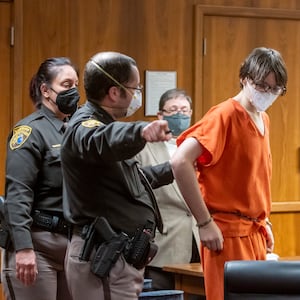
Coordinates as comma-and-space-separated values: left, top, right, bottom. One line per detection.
177, 99, 272, 300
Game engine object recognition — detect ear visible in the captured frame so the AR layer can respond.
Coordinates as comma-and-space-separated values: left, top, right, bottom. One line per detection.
40, 83, 51, 98
241, 77, 247, 86
157, 112, 163, 120
107, 86, 120, 103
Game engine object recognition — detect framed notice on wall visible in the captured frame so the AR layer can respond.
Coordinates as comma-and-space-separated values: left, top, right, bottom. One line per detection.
145, 71, 177, 116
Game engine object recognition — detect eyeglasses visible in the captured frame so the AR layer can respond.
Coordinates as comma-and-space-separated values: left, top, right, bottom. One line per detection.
123, 85, 144, 95
162, 107, 191, 114
251, 80, 286, 96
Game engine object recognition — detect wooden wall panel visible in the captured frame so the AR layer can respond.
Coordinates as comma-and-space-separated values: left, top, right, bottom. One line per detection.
0, 1, 12, 196
13, 0, 79, 123
0, 1, 12, 299
2, 0, 300, 258
12, 0, 300, 123
70, 0, 195, 123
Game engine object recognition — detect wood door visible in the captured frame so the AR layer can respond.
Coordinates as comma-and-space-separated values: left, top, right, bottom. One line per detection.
195, 6, 300, 256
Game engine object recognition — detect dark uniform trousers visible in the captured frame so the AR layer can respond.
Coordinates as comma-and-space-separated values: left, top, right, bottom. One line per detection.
1, 228, 72, 300
65, 232, 145, 300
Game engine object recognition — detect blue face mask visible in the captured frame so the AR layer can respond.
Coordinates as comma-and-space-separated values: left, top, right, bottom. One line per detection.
163, 113, 191, 136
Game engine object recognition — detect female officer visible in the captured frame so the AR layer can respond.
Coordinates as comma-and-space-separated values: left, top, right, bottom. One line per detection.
1, 57, 80, 300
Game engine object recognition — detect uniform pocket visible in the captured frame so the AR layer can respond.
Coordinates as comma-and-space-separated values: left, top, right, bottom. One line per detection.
43, 147, 62, 187
45, 147, 61, 165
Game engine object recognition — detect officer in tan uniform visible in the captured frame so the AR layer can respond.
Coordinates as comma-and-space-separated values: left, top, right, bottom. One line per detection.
1, 57, 80, 300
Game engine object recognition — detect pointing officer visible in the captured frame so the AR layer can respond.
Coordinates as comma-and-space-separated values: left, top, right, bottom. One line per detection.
61, 51, 173, 300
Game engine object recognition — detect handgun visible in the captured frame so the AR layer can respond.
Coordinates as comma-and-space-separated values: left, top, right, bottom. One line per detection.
79, 218, 98, 261
90, 217, 129, 277
91, 232, 128, 277
94, 216, 118, 241
79, 216, 127, 261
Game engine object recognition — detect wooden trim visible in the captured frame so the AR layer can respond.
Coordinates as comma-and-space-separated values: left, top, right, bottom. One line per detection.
271, 202, 300, 213
196, 5, 300, 20
193, 3, 204, 120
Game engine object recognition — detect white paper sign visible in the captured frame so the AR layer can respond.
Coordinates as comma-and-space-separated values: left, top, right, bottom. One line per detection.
145, 71, 177, 116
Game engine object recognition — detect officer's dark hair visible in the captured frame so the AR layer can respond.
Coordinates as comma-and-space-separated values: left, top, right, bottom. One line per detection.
239, 47, 288, 95
29, 57, 78, 109
158, 88, 192, 111
84, 51, 137, 102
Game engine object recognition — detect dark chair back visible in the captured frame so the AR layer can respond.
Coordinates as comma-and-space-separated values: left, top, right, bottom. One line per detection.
224, 260, 300, 299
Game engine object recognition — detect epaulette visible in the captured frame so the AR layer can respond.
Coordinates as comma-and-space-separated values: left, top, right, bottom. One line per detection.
81, 119, 104, 128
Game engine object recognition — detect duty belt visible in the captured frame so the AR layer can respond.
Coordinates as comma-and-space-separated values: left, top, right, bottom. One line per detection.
32, 210, 72, 236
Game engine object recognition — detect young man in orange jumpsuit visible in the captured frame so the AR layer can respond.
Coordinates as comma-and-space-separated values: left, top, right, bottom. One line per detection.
171, 47, 288, 300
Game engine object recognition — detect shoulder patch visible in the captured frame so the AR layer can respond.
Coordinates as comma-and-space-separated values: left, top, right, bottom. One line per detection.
81, 119, 102, 128
9, 125, 32, 150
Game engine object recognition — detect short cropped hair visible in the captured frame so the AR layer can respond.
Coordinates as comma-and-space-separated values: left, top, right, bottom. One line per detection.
84, 51, 137, 102
158, 88, 192, 111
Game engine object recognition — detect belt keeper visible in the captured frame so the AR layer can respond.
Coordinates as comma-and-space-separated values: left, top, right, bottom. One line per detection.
52, 215, 59, 229
196, 217, 213, 228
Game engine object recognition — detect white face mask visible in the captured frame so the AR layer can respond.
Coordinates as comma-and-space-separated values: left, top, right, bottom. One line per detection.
126, 90, 142, 117
245, 81, 278, 112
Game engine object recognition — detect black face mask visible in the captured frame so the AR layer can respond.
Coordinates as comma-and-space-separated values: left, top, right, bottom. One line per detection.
54, 87, 80, 115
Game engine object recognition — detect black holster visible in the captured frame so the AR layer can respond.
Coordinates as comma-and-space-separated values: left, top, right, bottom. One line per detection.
80, 217, 129, 278
91, 232, 128, 277
124, 225, 158, 270
79, 217, 158, 277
